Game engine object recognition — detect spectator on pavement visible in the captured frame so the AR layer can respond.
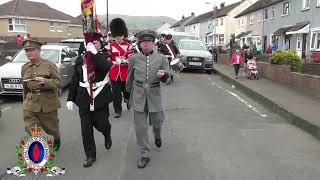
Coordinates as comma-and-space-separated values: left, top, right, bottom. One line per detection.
24, 33, 30, 41
256, 41, 262, 55
230, 49, 244, 79
16, 35, 23, 47
266, 45, 272, 54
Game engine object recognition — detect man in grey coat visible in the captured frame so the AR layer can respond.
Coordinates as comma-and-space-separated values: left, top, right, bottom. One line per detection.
126, 30, 170, 168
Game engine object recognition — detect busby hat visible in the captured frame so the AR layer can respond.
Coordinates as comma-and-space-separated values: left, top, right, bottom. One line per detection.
137, 30, 157, 42
84, 32, 102, 45
110, 18, 128, 38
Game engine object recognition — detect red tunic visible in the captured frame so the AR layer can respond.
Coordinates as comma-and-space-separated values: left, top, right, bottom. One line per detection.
107, 41, 133, 81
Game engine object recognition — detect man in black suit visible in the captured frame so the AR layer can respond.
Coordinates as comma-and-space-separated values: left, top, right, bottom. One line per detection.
66, 32, 113, 168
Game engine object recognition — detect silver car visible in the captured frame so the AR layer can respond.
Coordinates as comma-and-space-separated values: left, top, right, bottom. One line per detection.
0, 45, 77, 96
178, 39, 214, 74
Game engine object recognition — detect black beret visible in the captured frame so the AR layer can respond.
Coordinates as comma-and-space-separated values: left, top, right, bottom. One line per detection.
137, 30, 157, 41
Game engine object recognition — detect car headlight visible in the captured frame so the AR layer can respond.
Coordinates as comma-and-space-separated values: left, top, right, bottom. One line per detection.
179, 55, 187, 61
205, 56, 213, 61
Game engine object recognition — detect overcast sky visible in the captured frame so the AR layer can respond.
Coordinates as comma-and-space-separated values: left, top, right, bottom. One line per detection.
0, 0, 241, 20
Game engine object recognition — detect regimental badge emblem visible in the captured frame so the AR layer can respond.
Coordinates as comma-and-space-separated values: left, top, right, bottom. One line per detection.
6, 125, 66, 177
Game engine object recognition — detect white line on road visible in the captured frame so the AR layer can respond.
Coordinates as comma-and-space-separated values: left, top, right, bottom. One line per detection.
210, 81, 267, 117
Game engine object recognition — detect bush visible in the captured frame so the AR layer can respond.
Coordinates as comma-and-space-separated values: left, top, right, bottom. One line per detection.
271, 50, 303, 72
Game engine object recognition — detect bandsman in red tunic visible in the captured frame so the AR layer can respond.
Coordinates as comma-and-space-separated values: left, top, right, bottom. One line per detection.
107, 18, 133, 118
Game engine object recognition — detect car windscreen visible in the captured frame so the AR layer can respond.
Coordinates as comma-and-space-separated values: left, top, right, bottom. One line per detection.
179, 41, 208, 51
12, 49, 60, 63
59, 42, 82, 49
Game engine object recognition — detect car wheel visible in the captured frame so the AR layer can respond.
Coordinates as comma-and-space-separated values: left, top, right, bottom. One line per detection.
206, 69, 213, 74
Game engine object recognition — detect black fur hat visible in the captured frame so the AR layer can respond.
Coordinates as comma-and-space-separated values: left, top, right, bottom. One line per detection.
110, 18, 128, 38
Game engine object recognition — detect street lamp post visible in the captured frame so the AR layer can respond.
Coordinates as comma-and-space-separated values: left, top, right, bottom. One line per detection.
106, 0, 109, 35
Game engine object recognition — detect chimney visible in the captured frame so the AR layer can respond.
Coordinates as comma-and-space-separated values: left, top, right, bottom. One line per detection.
182, 15, 185, 19
220, 2, 225, 8
191, 12, 195, 16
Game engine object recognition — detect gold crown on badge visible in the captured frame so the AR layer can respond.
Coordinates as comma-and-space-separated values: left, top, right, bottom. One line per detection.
30, 125, 43, 137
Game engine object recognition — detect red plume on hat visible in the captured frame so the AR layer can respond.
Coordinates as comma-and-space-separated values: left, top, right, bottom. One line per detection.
110, 18, 128, 38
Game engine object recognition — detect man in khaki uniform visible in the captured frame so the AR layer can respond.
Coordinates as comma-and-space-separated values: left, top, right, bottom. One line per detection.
21, 40, 62, 150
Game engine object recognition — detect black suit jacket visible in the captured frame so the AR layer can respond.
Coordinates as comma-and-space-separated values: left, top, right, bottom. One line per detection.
67, 51, 113, 110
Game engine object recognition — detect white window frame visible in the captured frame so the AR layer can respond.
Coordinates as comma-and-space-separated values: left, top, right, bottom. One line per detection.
238, 19, 241, 26
317, 0, 320, 7
249, 15, 254, 24
56, 23, 63, 32
283, 2, 289, 16
215, 19, 219, 26
220, 18, 223, 26
8, 18, 26, 32
297, 35, 302, 50
302, 0, 310, 10
264, 9, 268, 20
272, 7, 275, 19
49, 22, 55, 32
258, 13, 261, 23
219, 34, 224, 45
241, 18, 244, 26
310, 30, 320, 51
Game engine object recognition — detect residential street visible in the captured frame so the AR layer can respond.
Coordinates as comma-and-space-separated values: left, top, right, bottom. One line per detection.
1, 72, 320, 180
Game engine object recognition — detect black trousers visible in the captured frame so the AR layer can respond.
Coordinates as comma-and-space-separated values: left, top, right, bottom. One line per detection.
233, 64, 241, 76
79, 106, 111, 159
111, 78, 130, 114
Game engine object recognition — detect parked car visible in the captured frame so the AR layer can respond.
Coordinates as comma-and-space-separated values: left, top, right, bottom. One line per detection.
170, 32, 199, 44
59, 39, 85, 55
0, 45, 77, 96
178, 39, 214, 74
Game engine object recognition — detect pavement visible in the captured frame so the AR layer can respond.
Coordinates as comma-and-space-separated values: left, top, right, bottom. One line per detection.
213, 63, 320, 140
1, 72, 320, 179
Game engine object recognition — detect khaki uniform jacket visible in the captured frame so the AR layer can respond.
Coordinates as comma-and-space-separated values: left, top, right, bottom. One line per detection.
21, 59, 62, 112
126, 52, 169, 112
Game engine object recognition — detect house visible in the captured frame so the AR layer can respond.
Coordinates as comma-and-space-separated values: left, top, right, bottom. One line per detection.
156, 22, 173, 34
184, 11, 214, 43
205, 0, 253, 47
170, 13, 196, 32
0, 0, 83, 43
234, 0, 272, 49
260, 0, 320, 59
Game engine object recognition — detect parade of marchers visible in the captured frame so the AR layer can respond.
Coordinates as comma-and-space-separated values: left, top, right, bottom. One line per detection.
20, 18, 179, 169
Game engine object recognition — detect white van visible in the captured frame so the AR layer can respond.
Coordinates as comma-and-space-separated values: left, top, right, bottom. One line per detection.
170, 32, 199, 43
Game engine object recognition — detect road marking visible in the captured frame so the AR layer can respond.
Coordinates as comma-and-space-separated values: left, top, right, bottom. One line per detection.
1, 106, 12, 112
210, 82, 267, 117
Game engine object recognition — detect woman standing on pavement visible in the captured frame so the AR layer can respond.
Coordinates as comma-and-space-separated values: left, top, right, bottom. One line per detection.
230, 49, 244, 79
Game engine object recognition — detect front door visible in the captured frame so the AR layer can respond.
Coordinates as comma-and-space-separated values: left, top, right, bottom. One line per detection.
263, 36, 267, 53
302, 34, 307, 59
296, 34, 302, 58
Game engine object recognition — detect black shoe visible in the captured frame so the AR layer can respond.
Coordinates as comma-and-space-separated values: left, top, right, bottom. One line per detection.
83, 157, 96, 168
105, 137, 112, 150
137, 157, 150, 169
114, 113, 121, 118
54, 138, 61, 151
155, 138, 162, 148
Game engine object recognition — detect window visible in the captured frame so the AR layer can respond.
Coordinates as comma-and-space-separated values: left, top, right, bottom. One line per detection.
219, 34, 224, 44
310, 31, 320, 51
272, 7, 275, 19
318, 0, 320, 6
220, 18, 223, 26
56, 23, 63, 32
238, 19, 240, 26
264, 9, 268, 20
215, 19, 219, 26
249, 15, 254, 24
49, 22, 55, 32
241, 19, 244, 26
297, 35, 301, 50
193, 25, 195, 29
258, 13, 261, 23
8, 18, 26, 32
302, 0, 310, 10
283, 2, 289, 15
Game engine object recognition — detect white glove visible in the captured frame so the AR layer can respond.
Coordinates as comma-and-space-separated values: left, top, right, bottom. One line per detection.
122, 59, 128, 64
115, 57, 122, 65
86, 42, 97, 55
66, 101, 74, 111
